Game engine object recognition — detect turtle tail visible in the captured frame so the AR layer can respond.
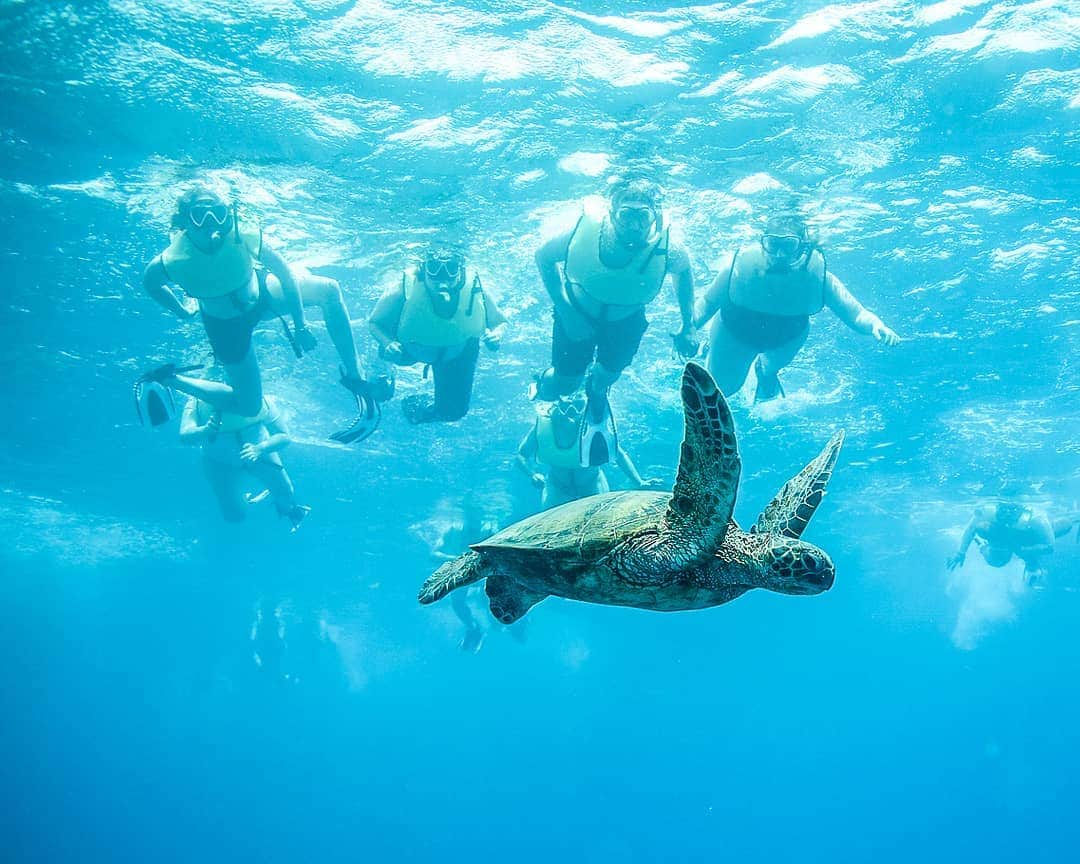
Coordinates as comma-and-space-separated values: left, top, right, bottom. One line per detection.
418, 551, 486, 605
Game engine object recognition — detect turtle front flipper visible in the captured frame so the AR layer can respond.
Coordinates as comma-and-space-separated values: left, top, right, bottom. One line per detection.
753, 430, 845, 539
419, 551, 486, 605
650, 362, 741, 571
486, 573, 547, 624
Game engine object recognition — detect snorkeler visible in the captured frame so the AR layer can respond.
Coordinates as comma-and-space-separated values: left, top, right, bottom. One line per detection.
515, 391, 654, 510
532, 176, 697, 465
141, 185, 384, 443
694, 211, 900, 402
367, 244, 508, 424
179, 391, 310, 531
947, 496, 1078, 586
430, 504, 501, 652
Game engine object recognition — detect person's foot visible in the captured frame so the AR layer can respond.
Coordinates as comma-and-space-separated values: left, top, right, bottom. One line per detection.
342, 367, 395, 404
753, 357, 785, 403
402, 394, 437, 425
245, 489, 271, 505
286, 504, 311, 533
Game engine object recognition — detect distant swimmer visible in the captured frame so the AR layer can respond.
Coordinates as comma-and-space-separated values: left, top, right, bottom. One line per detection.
141, 185, 383, 443
947, 497, 1078, 585
515, 391, 654, 510
429, 503, 501, 652
368, 245, 508, 425
179, 392, 310, 531
694, 211, 899, 402
532, 177, 697, 465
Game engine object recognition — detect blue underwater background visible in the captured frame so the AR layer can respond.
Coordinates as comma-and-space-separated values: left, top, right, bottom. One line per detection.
2, 1, 1079, 862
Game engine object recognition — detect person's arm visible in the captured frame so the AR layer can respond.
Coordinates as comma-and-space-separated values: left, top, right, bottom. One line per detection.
947, 507, 989, 569
535, 230, 574, 308
368, 279, 407, 360
614, 444, 646, 489
823, 272, 900, 345
480, 290, 509, 350
178, 399, 214, 444
260, 241, 308, 333
667, 240, 697, 357
143, 256, 197, 319
240, 403, 290, 463
693, 252, 735, 329
515, 428, 545, 490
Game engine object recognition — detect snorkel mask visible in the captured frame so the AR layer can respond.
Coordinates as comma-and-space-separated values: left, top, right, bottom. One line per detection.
422, 246, 467, 314
761, 214, 809, 270
423, 247, 465, 286
608, 178, 663, 250
181, 191, 234, 247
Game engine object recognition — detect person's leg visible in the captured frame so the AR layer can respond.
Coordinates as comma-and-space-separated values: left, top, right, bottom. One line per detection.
248, 455, 309, 530
202, 456, 246, 522
758, 324, 809, 380
274, 272, 363, 379
537, 313, 596, 400
432, 339, 480, 421
248, 455, 296, 514
704, 321, 759, 396
590, 310, 649, 406
168, 354, 263, 417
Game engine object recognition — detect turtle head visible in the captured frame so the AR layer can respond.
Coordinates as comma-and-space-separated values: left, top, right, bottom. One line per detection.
760, 537, 834, 595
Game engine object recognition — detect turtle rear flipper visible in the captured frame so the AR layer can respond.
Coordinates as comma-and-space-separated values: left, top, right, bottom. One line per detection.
486, 573, 547, 624
419, 551, 486, 605
651, 362, 741, 571
752, 430, 845, 539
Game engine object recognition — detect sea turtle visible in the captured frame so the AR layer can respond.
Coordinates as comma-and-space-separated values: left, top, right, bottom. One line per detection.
419, 362, 844, 623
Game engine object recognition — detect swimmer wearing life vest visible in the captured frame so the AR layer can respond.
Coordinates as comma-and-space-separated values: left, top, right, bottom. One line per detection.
695, 212, 900, 402
368, 245, 508, 425
515, 392, 654, 510
947, 488, 1079, 586
532, 177, 697, 459
142, 185, 383, 443
179, 393, 309, 531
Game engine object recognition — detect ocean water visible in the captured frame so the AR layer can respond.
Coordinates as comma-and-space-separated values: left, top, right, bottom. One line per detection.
2, 1, 1079, 861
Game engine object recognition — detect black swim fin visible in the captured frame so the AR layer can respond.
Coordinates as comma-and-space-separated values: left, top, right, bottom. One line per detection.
579, 391, 618, 468
753, 357, 785, 403
329, 391, 381, 444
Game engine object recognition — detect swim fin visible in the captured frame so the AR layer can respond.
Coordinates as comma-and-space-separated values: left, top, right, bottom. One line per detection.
330, 372, 382, 444
753, 357, 785, 403
579, 390, 618, 468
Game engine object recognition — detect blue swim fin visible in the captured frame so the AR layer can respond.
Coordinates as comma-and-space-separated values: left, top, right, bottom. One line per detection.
579, 391, 618, 468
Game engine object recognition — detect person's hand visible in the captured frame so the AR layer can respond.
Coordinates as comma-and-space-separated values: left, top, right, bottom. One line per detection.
481, 328, 502, 352
383, 341, 405, 363
556, 299, 592, 342
179, 298, 199, 320
295, 325, 318, 354
531, 473, 546, 491
240, 442, 263, 463
946, 552, 965, 571
671, 324, 699, 358
872, 320, 900, 346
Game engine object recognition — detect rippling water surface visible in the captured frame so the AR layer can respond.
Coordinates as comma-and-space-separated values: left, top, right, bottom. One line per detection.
2, 2, 1078, 862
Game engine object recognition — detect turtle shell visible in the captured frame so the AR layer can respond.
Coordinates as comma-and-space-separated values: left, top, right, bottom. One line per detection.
475, 491, 669, 565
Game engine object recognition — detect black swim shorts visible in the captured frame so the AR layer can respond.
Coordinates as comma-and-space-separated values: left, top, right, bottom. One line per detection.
551, 308, 649, 378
